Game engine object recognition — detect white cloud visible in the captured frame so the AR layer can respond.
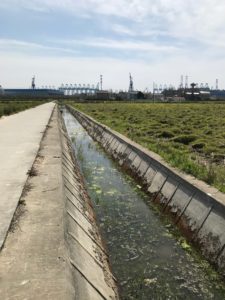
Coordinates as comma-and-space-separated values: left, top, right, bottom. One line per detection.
2, 0, 225, 47
111, 24, 168, 38
1, 1, 225, 90
0, 37, 179, 61
0, 39, 78, 54
111, 24, 135, 36
57, 37, 179, 53
1, 52, 224, 90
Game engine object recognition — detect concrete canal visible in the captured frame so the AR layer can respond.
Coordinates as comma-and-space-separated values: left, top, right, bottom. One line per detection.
63, 109, 225, 299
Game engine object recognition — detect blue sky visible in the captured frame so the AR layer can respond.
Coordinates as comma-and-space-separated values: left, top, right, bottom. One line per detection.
1, 0, 225, 90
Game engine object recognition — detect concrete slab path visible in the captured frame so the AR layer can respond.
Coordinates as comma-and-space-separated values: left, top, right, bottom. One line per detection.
0, 102, 55, 249
0, 107, 75, 299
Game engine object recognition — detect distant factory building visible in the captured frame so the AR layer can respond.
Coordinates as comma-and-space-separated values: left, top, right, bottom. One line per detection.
3, 88, 64, 97
127, 91, 145, 100
117, 91, 144, 100
0, 85, 4, 95
1, 76, 64, 97
95, 90, 110, 100
210, 90, 225, 99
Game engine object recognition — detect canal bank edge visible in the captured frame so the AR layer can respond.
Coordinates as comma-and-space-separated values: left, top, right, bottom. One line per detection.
59, 108, 119, 300
66, 105, 225, 277
0, 105, 118, 299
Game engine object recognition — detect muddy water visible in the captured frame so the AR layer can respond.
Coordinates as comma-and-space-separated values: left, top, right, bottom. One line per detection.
63, 110, 225, 300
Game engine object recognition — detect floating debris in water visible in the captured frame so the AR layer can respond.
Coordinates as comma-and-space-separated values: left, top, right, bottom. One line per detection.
162, 232, 173, 238
105, 188, 118, 195
179, 239, 191, 251
144, 278, 157, 286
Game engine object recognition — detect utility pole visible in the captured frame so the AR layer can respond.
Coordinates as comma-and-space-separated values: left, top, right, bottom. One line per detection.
216, 79, 219, 90
128, 73, 134, 92
180, 75, 184, 89
31, 76, 36, 89
153, 82, 155, 103
100, 75, 103, 91
185, 75, 189, 89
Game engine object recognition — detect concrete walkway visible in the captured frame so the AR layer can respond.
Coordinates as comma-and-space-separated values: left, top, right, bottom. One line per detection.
0, 107, 75, 299
0, 102, 55, 249
0, 106, 118, 300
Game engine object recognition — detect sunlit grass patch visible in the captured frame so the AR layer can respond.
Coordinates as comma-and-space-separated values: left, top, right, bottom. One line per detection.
71, 102, 225, 193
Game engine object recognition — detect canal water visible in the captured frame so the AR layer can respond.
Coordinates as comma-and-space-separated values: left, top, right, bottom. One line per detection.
63, 109, 225, 300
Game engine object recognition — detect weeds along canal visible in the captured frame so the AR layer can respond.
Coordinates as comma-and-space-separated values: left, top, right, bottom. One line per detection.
62, 109, 225, 300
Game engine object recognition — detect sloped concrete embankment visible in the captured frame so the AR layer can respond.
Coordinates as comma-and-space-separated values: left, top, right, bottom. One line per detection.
59, 110, 119, 300
67, 105, 225, 277
0, 106, 118, 299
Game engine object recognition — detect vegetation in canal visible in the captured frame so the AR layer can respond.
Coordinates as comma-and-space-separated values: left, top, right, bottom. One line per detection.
0, 100, 47, 118
70, 102, 225, 193
63, 109, 225, 299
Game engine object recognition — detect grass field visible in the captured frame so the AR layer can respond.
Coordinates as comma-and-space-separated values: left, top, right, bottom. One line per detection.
0, 100, 46, 118
72, 102, 225, 193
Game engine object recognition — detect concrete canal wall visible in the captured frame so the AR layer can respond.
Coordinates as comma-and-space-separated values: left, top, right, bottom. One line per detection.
67, 105, 225, 277
59, 111, 119, 299
0, 105, 118, 300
